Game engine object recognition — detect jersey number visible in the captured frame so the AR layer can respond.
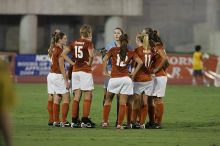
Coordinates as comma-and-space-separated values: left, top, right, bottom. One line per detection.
75, 46, 83, 58
144, 54, 152, 68
116, 54, 128, 67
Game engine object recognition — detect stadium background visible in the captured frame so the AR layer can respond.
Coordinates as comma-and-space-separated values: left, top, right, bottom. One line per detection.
0, 0, 220, 84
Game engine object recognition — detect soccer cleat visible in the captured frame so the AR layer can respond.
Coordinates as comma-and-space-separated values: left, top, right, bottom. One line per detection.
60, 121, 71, 127
122, 123, 131, 129
102, 122, 108, 128
53, 122, 60, 127
140, 124, 145, 129
130, 122, 141, 129
48, 121, 53, 126
145, 122, 161, 129
71, 122, 81, 128
116, 125, 124, 129
81, 117, 96, 128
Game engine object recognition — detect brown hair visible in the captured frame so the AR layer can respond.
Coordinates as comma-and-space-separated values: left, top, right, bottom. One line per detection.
143, 27, 163, 46
80, 25, 92, 38
114, 27, 124, 35
119, 34, 128, 61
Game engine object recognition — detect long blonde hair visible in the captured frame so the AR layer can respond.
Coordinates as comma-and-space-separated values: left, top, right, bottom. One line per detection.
137, 33, 150, 53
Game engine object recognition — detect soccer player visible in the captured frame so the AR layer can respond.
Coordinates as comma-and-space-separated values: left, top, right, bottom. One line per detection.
103, 27, 123, 126
102, 34, 143, 129
143, 28, 168, 128
47, 29, 61, 126
61, 25, 95, 128
47, 32, 70, 127
131, 33, 153, 129
192, 45, 209, 86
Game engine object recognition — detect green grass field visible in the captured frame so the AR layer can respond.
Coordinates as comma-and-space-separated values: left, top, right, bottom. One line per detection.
11, 84, 220, 146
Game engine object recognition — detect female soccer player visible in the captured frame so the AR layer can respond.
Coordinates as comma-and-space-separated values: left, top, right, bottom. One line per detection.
47, 32, 70, 127
102, 34, 143, 129
103, 27, 123, 126
143, 28, 168, 128
47, 29, 61, 126
61, 25, 95, 128
131, 33, 154, 129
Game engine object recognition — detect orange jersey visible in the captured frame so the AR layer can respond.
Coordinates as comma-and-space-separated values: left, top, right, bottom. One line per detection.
69, 38, 94, 73
134, 46, 152, 82
151, 43, 167, 76
107, 47, 138, 78
50, 45, 63, 74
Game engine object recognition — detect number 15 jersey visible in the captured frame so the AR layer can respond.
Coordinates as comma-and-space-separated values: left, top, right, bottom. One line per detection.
69, 38, 94, 73
106, 47, 138, 78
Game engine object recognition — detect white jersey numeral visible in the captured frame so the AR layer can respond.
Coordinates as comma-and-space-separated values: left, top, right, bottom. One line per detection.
75, 46, 83, 58
116, 54, 128, 67
144, 54, 152, 68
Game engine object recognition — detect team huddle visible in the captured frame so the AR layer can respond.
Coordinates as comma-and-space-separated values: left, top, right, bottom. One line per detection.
47, 25, 169, 129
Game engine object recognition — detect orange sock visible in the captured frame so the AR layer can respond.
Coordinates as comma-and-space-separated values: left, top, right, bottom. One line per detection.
103, 105, 111, 123
47, 101, 53, 122
53, 103, 60, 122
61, 103, 69, 122
72, 100, 79, 118
155, 100, 164, 125
118, 104, 126, 126
126, 103, 132, 125
83, 99, 91, 118
131, 109, 138, 123
140, 105, 148, 125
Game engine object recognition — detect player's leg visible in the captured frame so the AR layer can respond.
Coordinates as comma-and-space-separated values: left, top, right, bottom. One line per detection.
102, 91, 115, 127
131, 94, 141, 128
53, 94, 61, 127
71, 89, 81, 127
47, 73, 54, 126
140, 94, 148, 128
47, 94, 54, 126
154, 97, 163, 126
60, 92, 70, 127
80, 72, 95, 128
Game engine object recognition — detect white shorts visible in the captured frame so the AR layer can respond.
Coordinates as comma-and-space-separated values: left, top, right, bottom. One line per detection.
47, 73, 69, 94
133, 80, 153, 96
151, 76, 168, 97
107, 76, 133, 95
71, 71, 94, 91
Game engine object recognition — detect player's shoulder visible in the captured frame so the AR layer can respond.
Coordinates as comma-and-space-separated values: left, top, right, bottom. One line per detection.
105, 41, 117, 50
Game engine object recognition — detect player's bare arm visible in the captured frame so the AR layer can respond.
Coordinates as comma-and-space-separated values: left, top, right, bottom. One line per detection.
131, 56, 143, 79
61, 46, 75, 66
102, 55, 111, 77
153, 48, 168, 73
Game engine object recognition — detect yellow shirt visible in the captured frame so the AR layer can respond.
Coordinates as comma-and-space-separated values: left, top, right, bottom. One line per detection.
192, 52, 203, 70
0, 60, 15, 111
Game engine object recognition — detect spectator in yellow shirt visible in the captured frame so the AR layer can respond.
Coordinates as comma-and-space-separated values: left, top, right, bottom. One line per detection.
0, 60, 15, 146
192, 45, 209, 86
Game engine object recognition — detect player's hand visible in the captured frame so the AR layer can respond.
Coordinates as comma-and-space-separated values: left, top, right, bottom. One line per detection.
129, 72, 135, 80
85, 61, 91, 66
103, 71, 111, 77
65, 81, 70, 90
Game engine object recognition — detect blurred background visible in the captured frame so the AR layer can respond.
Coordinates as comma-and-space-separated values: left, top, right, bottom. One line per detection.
0, 0, 220, 85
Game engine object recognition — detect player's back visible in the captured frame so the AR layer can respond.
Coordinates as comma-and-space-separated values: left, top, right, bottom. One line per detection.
134, 46, 152, 82
69, 38, 94, 73
50, 45, 62, 74
108, 47, 136, 78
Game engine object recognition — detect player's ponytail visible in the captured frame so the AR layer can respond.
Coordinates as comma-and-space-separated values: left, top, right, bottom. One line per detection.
119, 34, 128, 61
